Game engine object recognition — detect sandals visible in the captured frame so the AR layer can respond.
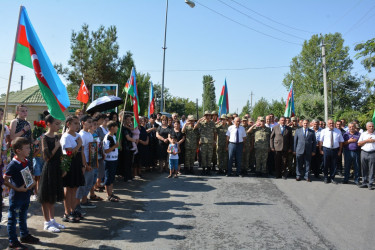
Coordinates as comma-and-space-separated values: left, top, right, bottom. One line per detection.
62, 213, 80, 223
94, 186, 105, 192
107, 194, 119, 202
90, 195, 104, 201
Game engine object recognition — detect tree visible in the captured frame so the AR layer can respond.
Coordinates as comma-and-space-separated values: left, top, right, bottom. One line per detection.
240, 100, 251, 118
55, 24, 135, 110
295, 93, 324, 120
269, 99, 285, 118
251, 98, 270, 120
355, 38, 375, 73
202, 75, 217, 112
283, 33, 360, 110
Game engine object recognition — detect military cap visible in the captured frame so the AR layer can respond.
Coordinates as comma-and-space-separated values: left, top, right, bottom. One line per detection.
291, 117, 297, 121
220, 114, 226, 119
259, 116, 265, 121
211, 111, 218, 115
187, 115, 195, 121
226, 114, 232, 118
241, 117, 248, 121
248, 118, 254, 122
204, 111, 211, 116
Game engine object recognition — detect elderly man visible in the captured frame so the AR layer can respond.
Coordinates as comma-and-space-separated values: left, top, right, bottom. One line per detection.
294, 119, 316, 182
343, 122, 361, 185
248, 117, 271, 176
336, 120, 346, 176
270, 116, 293, 179
311, 119, 323, 178
319, 119, 344, 184
180, 115, 187, 128
357, 122, 375, 189
226, 117, 247, 176
182, 115, 199, 174
195, 111, 216, 175
216, 114, 229, 174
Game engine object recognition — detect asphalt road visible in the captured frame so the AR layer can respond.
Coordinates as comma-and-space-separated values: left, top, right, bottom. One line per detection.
1, 171, 374, 249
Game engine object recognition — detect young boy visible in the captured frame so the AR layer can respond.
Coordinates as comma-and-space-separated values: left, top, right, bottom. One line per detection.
103, 121, 119, 202
77, 115, 97, 209
4, 137, 39, 249
167, 135, 180, 178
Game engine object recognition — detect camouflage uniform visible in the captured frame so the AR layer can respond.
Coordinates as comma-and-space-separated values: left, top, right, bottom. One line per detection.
287, 125, 299, 176
251, 126, 271, 174
216, 119, 229, 171
241, 124, 250, 173
211, 111, 218, 169
199, 118, 216, 172
184, 122, 198, 171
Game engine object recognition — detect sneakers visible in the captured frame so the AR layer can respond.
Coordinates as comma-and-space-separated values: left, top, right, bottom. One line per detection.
20, 234, 40, 244
50, 219, 66, 229
80, 202, 96, 209
8, 241, 28, 249
44, 221, 60, 233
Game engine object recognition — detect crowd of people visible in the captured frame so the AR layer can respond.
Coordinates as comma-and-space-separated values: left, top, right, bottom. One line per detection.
0, 104, 374, 249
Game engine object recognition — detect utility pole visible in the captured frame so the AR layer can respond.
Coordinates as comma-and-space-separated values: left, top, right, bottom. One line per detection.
331, 80, 333, 116
321, 36, 328, 122
20, 75, 24, 91
196, 98, 199, 119
250, 91, 253, 107
160, 0, 169, 112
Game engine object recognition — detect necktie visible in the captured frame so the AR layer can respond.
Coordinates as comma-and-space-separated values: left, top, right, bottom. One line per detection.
330, 130, 334, 148
304, 129, 307, 138
281, 126, 284, 135
236, 128, 239, 143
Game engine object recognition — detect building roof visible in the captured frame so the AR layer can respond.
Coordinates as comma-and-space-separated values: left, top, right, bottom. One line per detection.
0, 85, 81, 107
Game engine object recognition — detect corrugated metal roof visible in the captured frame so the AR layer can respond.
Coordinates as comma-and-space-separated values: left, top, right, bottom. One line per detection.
0, 85, 81, 107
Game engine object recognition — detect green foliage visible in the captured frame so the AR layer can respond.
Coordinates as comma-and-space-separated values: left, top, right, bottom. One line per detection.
269, 99, 285, 118
295, 93, 324, 120
165, 97, 197, 116
251, 97, 270, 119
333, 109, 372, 129
202, 75, 217, 112
355, 38, 375, 73
240, 100, 251, 118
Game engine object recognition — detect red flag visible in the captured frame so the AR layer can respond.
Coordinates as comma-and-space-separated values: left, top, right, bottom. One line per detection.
76, 79, 89, 104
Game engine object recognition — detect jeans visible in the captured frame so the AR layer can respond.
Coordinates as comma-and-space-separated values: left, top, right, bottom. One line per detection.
343, 149, 360, 182
323, 147, 338, 180
227, 142, 243, 175
296, 153, 311, 180
7, 197, 30, 243
76, 169, 95, 199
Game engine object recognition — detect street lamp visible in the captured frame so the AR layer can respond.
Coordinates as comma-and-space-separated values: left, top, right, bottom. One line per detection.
160, 0, 195, 112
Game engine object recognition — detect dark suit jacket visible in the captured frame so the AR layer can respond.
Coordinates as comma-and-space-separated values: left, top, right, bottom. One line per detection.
293, 127, 317, 156
270, 124, 293, 151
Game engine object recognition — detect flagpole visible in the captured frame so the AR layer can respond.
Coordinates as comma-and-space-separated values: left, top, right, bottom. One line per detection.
148, 82, 151, 119
117, 90, 129, 149
0, 5, 23, 151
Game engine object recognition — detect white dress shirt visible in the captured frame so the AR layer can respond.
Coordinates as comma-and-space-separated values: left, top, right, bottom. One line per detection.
226, 125, 247, 143
320, 128, 344, 148
358, 131, 375, 152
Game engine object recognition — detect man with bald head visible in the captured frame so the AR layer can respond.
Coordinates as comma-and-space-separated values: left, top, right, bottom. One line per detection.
226, 117, 247, 177
319, 119, 344, 184
357, 122, 375, 189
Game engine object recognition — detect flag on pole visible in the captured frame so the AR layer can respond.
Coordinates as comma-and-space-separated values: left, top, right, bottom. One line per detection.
148, 81, 155, 118
284, 83, 295, 117
76, 79, 89, 104
372, 110, 375, 125
14, 6, 70, 120
218, 79, 229, 116
124, 67, 140, 127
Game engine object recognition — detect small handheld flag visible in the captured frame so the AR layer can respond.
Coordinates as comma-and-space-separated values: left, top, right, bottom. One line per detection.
125, 67, 140, 127
148, 81, 155, 118
218, 79, 229, 117
14, 6, 70, 121
76, 79, 89, 104
284, 83, 295, 117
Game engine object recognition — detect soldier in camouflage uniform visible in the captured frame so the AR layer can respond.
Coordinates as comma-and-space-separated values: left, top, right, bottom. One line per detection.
182, 115, 199, 174
215, 114, 229, 174
211, 111, 218, 171
241, 117, 250, 175
248, 118, 256, 172
248, 116, 271, 176
287, 116, 299, 176
195, 111, 216, 175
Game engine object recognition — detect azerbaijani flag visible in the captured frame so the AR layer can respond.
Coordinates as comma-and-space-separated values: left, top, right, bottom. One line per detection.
14, 7, 70, 121
218, 79, 229, 117
125, 67, 140, 127
148, 81, 155, 119
284, 82, 295, 117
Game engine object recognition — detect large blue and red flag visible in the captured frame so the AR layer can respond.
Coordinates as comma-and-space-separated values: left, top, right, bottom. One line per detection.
14, 6, 70, 120
124, 67, 140, 127
284, 83, 295, 117
218, 79, 229, 117
148, 81, 155, 119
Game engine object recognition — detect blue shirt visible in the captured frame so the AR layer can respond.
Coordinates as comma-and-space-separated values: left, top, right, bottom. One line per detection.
310, 127, 322, 142
5, 158, 32, 201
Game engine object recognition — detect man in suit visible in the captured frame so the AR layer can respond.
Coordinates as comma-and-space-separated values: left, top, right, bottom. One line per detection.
294, 119, 317, 182
270, 116, 293, 179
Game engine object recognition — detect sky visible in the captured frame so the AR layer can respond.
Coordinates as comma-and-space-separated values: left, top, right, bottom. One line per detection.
0, 0, 374, 114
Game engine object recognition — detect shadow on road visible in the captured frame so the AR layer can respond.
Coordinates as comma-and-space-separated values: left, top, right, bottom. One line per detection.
214, 201, 273, 206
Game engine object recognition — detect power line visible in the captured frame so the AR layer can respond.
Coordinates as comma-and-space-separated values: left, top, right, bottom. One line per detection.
329, 0, 363, 28
194, 0, 303, 46
344, 3, 375, 35
229, 0, 315, 34
142, 65, 289, 72
217, 0, 306, 40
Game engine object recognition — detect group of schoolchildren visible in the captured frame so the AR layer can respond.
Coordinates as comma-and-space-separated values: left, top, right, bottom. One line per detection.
0, 105, 127, 250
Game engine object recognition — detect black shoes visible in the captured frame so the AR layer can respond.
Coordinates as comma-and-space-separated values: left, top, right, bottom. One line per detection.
9, 241, 28, 250
20, 234, 40, 244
